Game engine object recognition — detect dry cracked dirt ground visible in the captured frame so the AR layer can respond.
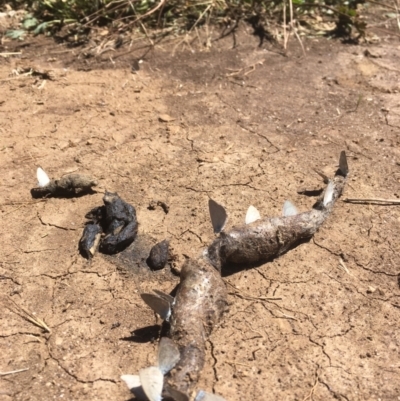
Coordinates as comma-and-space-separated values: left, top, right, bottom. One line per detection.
1, 18, 400, 401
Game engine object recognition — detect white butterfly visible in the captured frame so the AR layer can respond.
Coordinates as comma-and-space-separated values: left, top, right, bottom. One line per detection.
121, 367, 163, 401
245, 205, 261, 224
122, 338, 180, 401
120, 374, 141, 390
141, 290, 174, 321
282, 200, 298, 217
323, 181, 335, 206
208, 199, 228, 233
37, 167, 50, 187
139, 366, 163, 401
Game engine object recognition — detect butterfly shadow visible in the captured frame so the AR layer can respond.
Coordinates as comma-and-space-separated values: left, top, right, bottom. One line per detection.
120, 325, 161, 343
121, 322, 171, 343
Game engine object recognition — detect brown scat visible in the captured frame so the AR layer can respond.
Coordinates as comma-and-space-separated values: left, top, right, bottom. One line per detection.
57, 174, 98, 190
207, 174, 347, 271
30, 174, 98, 198
167, 258, 228, 394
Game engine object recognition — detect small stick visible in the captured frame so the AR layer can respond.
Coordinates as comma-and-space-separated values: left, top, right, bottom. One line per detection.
343, 198, 400, 205
0, 368, 29, 376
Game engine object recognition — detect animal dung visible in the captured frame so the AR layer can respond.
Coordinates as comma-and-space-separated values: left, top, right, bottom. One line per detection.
31, 169, 98, 198
121, 152, 349, 401
167, 258, 228, 394
206, 151, 349, 271
147, 240, 169, 270
79, 223, 102, 259
79, 191, 138, 257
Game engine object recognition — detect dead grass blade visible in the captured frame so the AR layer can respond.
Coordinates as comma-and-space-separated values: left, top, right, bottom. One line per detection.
6, 297, 51, 333
0, 368, 29, 376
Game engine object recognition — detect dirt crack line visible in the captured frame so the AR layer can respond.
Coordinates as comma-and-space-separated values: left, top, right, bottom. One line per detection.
308, 337, 332, 366
208, 339, 218, 391
37, 212, 79, 231
312, 238, 341, 256
47, 350, 117, 385
318, 377, 350, 401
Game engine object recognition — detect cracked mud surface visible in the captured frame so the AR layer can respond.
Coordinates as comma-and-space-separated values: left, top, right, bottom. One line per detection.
1, 24, 400, 401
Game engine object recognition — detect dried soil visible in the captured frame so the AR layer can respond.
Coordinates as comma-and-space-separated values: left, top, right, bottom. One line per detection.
1, 20, 400, 401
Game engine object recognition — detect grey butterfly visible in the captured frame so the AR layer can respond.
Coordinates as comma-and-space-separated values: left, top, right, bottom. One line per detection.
141, 290, 174, 321
209, 199, 228, 233
157, 337, 180, 375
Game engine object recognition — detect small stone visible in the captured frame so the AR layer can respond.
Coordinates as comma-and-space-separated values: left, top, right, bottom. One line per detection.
159, 114, 175, 123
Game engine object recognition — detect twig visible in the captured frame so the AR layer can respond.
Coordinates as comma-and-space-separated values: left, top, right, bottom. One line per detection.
343, 198, 400, 205
0, 368, 29, 376
125, 0, 167, 27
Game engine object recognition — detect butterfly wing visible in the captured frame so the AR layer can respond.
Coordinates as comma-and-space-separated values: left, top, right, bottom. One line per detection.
245, 205, 261, 224
282, 200, 298, 217
139, 366, 163, 401
323, 181, 335, 206
208, 199, 228, 234
120, 374, 141, 390
152, 289, 174, 305
339, 150, 349, 177
141, 293, 171, 320
37, 167, 50, 187
158, 337, 180, 375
